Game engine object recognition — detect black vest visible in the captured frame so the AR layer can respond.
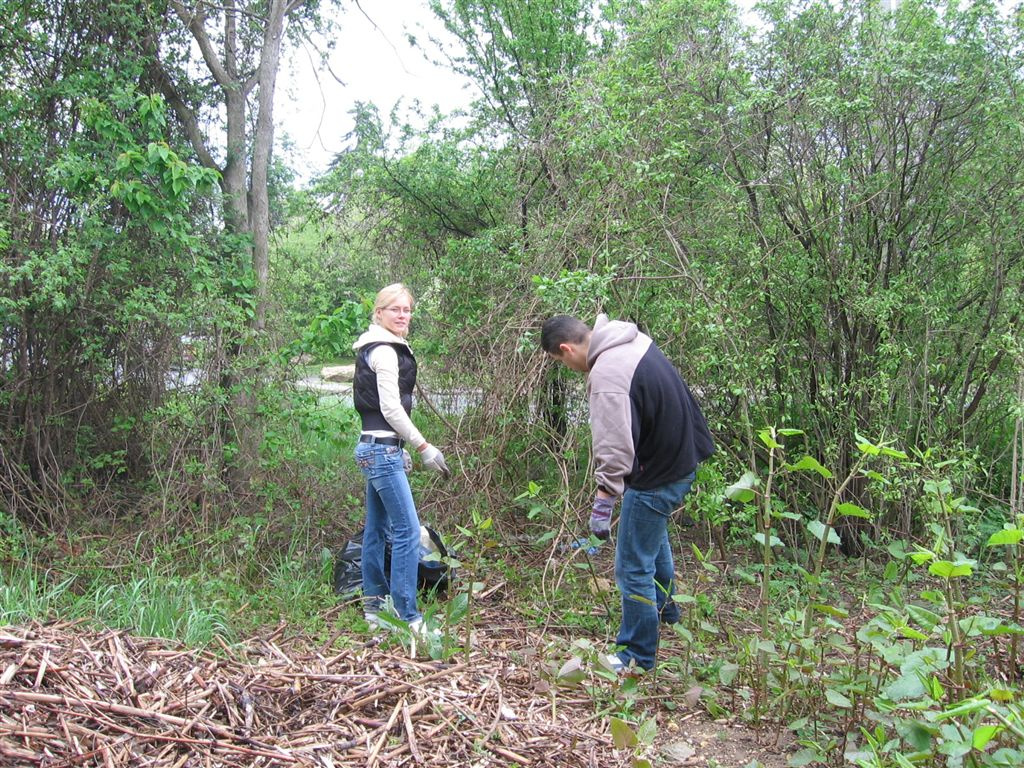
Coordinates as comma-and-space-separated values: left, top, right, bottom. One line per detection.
353, 342, 417, 431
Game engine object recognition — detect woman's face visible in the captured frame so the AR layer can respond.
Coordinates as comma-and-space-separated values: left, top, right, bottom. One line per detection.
376, 293, 414, 337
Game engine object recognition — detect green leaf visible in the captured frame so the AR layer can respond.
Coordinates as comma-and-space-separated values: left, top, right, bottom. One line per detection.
836, 502, 871, 519
958, 615, 1024, 637
758, 429, 782, 449
811, 603, 849, 618
610, 717, 638, 749
725, 472, 758, 503
753, 532, 784, 548
880, 447, 909, 460
636, 717, 658, 745
855, 434, 881, 455
973, 724, 1002, 750
987, 528, 1024, 547
906, 604, 941, 631
928, 560, 974, 579
901, 722, 935, 752
909, 549, 936, 565
557, 657, 585, 686
787, 455, 833, 477
777, 428, 804, 437
719, 662, 739, 685
824, 688, 853, 708
807, 520, 841, 545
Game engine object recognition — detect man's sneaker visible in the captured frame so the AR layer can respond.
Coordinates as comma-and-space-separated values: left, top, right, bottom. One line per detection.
364, 596, 397, 631
600, 652, 626, 674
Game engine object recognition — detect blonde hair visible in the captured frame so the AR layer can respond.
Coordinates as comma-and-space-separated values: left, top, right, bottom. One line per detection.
372, 283, 414, 326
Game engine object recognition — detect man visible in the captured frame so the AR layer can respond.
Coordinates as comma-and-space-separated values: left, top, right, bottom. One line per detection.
540, 314, 715, 672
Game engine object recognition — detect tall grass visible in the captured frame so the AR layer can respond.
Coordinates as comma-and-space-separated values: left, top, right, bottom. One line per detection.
0, 565, 75, 625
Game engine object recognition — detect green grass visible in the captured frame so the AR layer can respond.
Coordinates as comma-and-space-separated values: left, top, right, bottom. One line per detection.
0, 564, 76, 625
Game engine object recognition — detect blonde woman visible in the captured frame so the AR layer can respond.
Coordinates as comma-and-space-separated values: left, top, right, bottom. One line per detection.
352, 283, 449, 636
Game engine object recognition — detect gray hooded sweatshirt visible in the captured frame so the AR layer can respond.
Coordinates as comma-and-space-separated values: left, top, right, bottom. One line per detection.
587, 315, 714, 496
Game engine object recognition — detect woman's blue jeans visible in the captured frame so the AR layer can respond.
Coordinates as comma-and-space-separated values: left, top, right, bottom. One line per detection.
355, 442, 421, 622
613, 472, 696, 670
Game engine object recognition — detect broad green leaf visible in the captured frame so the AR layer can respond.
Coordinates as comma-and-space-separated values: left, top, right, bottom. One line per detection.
636, 717, 657, 745
787, 455, 833, 477
837, 502, 871, 519
777, 428, 804, 436
788, 748, 821, 766
824, 688, 853, 708
610, 717, 638, 749
753, 532, 784, 548
987, 528, 1024, 547
898, 625, 929, 642
719, 662, 739, 685
726, 472, 758, 503
958, 615, 1024, 636
928, 560, 974, 579
811, 603, 849, 618
557, 657, 585, 686
973, 724, 1002, 750
758, 429, 782, 449
855, 434, 881, 455
886, 672, 926, 700
909, 549, 935, 565
901, 722, 935, 752
880, 447, 909, 460
672, 625, 694, 642
807, 520, 841, 545
906, 604, 941, 631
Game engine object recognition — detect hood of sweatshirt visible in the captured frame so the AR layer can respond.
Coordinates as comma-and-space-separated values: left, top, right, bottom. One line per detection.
587, 314, 638, 368
352, 323, 412, 352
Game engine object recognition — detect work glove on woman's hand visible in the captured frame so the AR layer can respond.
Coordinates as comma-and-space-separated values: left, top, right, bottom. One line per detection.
590, 495, 615, 540
420, 444, 451, 478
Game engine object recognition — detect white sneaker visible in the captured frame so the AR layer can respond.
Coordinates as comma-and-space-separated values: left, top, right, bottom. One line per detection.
600, 653, 626, 674
364, 597, 397, 631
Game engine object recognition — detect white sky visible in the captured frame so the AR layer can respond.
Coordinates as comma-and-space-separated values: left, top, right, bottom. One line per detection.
277, 0, 475, 182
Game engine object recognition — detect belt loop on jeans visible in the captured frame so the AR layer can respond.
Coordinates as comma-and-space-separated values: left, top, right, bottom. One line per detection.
359, 434, 405, 448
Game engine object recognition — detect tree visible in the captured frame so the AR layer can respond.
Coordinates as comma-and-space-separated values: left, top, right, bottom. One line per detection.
0, 0, 224, 524
146, 0, 330, 331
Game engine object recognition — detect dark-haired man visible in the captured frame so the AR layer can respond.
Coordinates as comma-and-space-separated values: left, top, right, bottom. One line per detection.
541, 314, 715, 672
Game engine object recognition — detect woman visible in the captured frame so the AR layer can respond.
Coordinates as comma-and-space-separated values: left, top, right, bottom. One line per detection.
352, 283, 449, 636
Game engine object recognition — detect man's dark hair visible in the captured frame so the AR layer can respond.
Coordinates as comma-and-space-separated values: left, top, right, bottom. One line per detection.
540, 315, 591, 353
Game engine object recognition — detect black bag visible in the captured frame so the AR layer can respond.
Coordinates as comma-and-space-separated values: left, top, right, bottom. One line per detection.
333, 525, 454, 597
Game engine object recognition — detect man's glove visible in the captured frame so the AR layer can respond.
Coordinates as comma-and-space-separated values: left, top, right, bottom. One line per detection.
420, 444, 451, 478
402, 449, 412, 474
590, 495, 615, 540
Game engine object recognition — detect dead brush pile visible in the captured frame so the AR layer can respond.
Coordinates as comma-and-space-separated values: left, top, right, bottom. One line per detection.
0, 619, 628, 766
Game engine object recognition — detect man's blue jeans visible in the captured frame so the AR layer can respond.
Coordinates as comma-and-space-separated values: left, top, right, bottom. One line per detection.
355, 442, 422, 622
613, 472, 696, 670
